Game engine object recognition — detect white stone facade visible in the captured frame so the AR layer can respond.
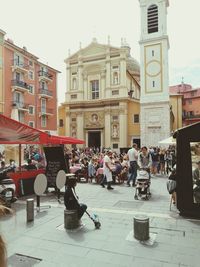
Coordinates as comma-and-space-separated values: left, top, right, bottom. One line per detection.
139, 0, 170, 147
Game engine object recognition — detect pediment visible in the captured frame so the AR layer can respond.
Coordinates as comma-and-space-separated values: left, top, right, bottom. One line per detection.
82, 43, 107, 56
68, 42, 121, 61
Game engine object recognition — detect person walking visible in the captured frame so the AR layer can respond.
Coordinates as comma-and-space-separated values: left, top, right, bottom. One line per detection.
127, 143, 138, 187
102, 150, 114, 190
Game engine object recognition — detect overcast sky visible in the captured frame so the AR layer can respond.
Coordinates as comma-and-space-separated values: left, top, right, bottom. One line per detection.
1, 0, 200, 104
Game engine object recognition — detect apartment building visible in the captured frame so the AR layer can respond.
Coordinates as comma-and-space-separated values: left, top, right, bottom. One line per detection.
170, 83, 200, 126
0, 29, 60, 134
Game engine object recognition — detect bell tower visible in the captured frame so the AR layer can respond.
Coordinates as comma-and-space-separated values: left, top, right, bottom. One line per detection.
139, 0, 170, 146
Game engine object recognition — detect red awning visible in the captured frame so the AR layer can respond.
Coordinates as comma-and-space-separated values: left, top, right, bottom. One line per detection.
47, 135, 85, 144
0, 114, 85, 145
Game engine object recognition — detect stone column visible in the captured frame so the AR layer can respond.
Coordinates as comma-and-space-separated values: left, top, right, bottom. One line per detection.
85, 131, 88, 147
105, 52, 111, 90
100, 70, 106, 99
78, 58, 83, 90
66, 65, 71, 102
83, 72, 88, 100
65, 107, 71, 136
120, 51, 126, 87
119, 103, 127, 147
76, 111, 84, 141
104, 107, 111, 148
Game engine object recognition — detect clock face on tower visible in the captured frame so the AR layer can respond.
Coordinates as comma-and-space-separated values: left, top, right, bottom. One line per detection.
144, 43, 163, 93
146, 60, 161, 77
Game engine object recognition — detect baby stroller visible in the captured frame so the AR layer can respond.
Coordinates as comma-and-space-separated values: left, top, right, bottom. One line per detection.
134, 169, 151, 200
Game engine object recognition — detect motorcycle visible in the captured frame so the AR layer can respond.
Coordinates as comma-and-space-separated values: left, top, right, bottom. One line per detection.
0, 166, 17, 207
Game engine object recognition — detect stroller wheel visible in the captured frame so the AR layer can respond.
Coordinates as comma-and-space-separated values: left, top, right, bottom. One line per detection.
94, 221, 101, 229
134, 195, 138, 200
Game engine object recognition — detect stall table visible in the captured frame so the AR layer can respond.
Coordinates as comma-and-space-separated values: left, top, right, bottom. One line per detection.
8, 169, 45, 197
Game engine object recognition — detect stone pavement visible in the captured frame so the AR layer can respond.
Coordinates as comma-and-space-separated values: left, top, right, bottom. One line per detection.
1, 174, 200, 267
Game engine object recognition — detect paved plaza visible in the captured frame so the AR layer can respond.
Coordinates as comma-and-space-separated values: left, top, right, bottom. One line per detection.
1, 175, 200, 267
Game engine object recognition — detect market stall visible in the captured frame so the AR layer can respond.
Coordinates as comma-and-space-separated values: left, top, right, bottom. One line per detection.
0, 114, 85, 196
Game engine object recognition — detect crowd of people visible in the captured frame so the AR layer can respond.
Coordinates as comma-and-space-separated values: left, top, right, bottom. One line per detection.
62, 144, 177, 188
0, 145, 177, 184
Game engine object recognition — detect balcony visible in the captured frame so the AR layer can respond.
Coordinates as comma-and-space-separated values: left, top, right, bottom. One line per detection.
11, 60, 29, 73
38, 88, 53, 98
38, 107, 54, 117
38, 70, 53, 82
12, 101, 29, 111
182, 114, 200, 120
11, 80, 30, 93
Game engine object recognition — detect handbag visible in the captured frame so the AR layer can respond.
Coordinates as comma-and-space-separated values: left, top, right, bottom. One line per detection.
166, 179, 176, 194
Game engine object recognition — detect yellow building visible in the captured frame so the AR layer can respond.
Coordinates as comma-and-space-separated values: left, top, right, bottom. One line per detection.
59, 39, 141, 150
58, 38, 182, 149
169, 94, 183, 132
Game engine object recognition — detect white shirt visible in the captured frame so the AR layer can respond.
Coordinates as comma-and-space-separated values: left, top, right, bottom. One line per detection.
103, 155, 111, 171
127, 147, 138, 162
103, 154, 112, 182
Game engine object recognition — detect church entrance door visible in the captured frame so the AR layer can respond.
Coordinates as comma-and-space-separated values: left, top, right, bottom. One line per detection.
88, 131, 101, 149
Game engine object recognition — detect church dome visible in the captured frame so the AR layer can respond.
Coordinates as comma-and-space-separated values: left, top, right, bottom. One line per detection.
127, 56, 140, 74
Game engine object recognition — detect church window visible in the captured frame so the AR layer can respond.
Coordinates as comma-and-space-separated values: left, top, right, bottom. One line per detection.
152, 50, 155, 56
152, 81, 155, 87
71, 94, 77, 99
147, 5, 158, 34
112, 90, 119, 95
90, 80, 99, 99
113, 72, 119, 85
134, 114, 139, 123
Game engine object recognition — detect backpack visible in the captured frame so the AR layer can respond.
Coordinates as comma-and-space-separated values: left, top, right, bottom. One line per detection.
166, 180, 176, 194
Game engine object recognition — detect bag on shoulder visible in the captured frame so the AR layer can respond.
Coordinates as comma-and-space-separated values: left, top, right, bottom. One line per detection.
166, 179, 176, 194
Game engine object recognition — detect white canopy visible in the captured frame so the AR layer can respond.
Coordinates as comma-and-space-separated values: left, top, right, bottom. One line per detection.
158, 136, 176, 146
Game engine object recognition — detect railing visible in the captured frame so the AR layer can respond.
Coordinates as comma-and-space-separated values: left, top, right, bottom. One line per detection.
12, 59, 28, 69
12, 80, 30, 90
38, 88, 53, 97
12, 101, 29, 110
39, 107, 54, 114
38, 70, 53, 80
182, 114, 200, 119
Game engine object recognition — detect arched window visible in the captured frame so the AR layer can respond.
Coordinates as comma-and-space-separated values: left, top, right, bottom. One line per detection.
147, 4, 158, 33
113, 72, 119, 85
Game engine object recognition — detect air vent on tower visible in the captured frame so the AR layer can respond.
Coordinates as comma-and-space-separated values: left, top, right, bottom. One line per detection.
147, 5, 158, 33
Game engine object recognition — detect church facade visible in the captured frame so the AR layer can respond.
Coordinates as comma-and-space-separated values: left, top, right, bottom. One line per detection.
59, 38, 141, 150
